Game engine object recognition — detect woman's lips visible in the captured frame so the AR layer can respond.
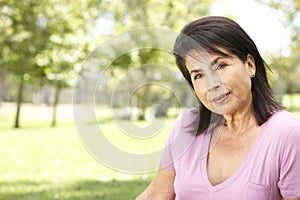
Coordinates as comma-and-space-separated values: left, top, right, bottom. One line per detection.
212, 92, 231, 104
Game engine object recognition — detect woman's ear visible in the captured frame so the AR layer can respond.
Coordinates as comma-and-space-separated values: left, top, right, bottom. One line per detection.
246, 54, 256, 77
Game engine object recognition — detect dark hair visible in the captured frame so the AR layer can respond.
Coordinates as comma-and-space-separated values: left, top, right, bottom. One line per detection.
173, 16, 283, 135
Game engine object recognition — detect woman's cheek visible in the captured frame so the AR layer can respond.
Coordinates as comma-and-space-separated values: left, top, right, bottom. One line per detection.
195, 89, 208, 104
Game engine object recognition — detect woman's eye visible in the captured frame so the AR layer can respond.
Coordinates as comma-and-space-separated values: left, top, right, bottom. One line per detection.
216, 64, 227, 70
194, 73, 204, 80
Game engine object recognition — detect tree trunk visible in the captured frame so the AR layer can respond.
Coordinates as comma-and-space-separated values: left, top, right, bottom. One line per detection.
14, 78, 24, 128
51, 85, 61, 127
0, 68, 7, 105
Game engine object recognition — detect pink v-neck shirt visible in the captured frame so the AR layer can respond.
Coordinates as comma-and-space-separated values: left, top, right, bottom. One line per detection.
161, 109, 300, 199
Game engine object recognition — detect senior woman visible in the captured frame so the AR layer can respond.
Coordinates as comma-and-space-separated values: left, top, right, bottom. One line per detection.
136, 16, 300, 200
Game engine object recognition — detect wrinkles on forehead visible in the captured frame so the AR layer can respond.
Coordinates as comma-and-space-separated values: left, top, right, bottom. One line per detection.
185, 48, 233, 71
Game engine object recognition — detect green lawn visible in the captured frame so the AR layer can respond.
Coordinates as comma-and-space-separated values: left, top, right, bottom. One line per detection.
0, 103, 170, 200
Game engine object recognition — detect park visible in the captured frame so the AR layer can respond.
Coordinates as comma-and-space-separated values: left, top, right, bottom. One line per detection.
1, 0, 300, 199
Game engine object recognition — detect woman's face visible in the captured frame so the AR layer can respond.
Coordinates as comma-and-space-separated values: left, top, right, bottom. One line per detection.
185, 49, 256, 116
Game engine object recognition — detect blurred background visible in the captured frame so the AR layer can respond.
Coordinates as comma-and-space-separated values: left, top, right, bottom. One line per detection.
0, 0, 300, 199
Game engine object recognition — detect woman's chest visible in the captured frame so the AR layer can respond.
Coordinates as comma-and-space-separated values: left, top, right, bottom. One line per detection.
173, 135, 281, 200
206, 137, 256, 186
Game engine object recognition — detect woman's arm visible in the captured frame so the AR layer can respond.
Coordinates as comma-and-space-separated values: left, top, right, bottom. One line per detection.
135, 167, 176, 200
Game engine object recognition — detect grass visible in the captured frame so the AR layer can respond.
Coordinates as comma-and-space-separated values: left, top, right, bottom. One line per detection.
0, 103, 173, 200
0, 179, 149, 200
0, 127, 155, 200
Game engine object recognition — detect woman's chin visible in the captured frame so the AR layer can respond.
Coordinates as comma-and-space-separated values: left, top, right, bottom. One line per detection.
211, 105, 228, 115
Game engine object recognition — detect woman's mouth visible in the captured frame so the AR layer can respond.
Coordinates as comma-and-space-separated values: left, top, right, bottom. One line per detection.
212, 92, 231, 104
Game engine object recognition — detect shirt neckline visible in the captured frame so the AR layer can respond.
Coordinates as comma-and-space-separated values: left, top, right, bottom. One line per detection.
199, 116, 271, 191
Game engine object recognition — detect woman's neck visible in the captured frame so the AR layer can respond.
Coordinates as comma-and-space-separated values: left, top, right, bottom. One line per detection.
223, 107, 259, 137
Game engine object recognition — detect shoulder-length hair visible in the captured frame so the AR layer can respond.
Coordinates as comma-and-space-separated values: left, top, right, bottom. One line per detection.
173, 16, 283, 135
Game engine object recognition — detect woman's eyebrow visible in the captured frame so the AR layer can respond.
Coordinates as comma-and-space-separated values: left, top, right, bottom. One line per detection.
210, 57, 222, 66
190, 69, 203, 74
189, 56, 222, 75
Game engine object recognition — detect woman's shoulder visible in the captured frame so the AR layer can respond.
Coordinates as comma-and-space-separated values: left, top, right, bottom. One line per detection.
268, 110, 300, 128
264, 110, 300, 140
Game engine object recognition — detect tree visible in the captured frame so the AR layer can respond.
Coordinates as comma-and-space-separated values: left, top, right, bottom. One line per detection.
0, 0, 100, 127
97, 0, 213, 119
0, 0, 51, 128
35, 0, 99, 126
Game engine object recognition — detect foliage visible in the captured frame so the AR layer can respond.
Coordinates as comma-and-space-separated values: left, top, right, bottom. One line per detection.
260, 0, 300, 95
0, 0, 211, 126
94, 0, 213, 118
0, 0, 100, 127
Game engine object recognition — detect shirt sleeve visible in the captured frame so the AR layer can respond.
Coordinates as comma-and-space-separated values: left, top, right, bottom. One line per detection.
278, 125, 300, 198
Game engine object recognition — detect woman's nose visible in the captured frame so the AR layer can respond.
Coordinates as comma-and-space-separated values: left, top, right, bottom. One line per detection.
205, 73, 222, 91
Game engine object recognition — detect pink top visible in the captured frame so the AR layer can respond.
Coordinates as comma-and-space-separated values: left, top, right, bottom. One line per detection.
161, 108, 300, 200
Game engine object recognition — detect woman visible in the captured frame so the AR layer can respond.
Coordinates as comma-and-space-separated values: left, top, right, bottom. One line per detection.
136, 16, 300, 200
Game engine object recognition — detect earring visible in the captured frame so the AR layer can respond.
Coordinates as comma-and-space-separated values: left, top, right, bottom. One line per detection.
251, 74, 255, 78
